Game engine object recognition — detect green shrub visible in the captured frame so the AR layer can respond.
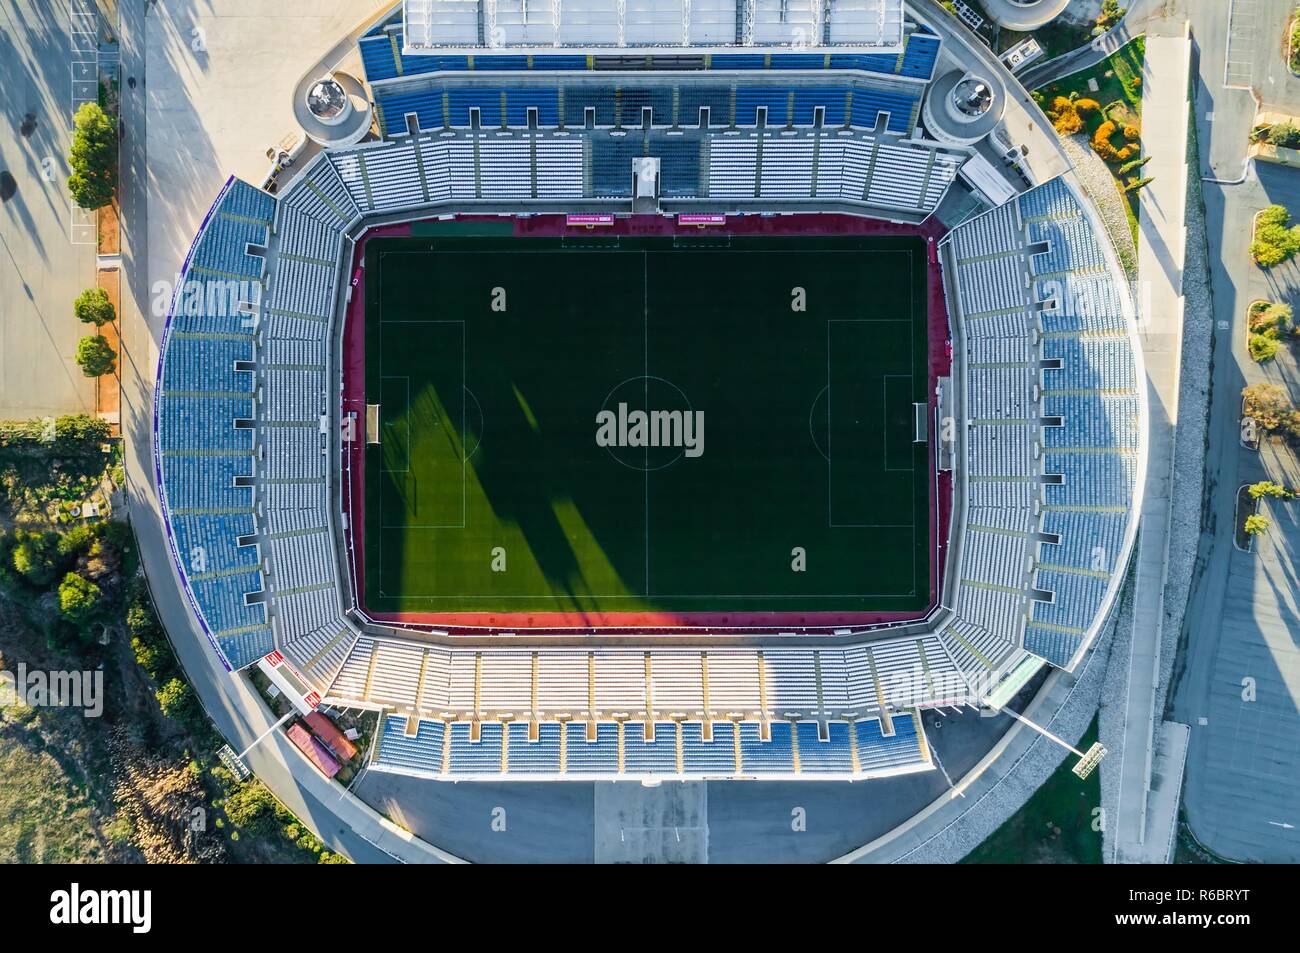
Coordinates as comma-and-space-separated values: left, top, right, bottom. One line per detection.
1249, 333, 1281, 362
1258, 204, 1291, 228
1268, 122, 1300, 148
1252, 207, 1300, 267
11, 530, 62, 586
1249, 301, 1292, 337
74, 287, 115, 327
75, 335, 116, 378
222, 782, 282, 833
57, 571, 103, 625
155, 677, 196, 722
1248, 480, 1292, 500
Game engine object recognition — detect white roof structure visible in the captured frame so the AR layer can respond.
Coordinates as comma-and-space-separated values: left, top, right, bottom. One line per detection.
403, 0, 905, 54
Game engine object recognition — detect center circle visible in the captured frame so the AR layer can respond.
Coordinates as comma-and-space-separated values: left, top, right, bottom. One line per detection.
598, 375, 695, 472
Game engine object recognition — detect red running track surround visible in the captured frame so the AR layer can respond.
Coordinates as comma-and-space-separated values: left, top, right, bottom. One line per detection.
339, 214, 954, 635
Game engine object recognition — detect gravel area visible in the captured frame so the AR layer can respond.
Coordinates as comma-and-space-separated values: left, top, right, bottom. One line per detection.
1061, 133, 1139, 281
1157, 119, 1214, 726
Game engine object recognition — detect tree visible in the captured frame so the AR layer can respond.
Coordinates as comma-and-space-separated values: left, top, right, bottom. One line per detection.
1248, 481, 1292, 500
1258, 204, 1291, 228
57, 523, 97, 561
67, 102, 116, 210
74, 287, 115, 327
1118, 155, 1152, 175
1244, 513, 1270, 536
58, 571, 103, 625
132, 635, 165, 677
75, 335, 116, 377
222, 781, 281, 833
1095, 0, 1126, 34
11, 530, 62, 586
155, 677, 196, 722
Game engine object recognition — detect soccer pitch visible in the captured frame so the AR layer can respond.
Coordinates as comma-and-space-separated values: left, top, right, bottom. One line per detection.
362, 233, 930, 620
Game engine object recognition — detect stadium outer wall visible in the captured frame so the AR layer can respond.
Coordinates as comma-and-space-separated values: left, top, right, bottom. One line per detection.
338, 212, 956, 636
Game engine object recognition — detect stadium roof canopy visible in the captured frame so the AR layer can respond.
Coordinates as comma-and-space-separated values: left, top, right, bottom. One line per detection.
402, 0, 905, 55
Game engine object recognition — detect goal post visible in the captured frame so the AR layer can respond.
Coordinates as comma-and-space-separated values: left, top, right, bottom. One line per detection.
366, 404, 380, 444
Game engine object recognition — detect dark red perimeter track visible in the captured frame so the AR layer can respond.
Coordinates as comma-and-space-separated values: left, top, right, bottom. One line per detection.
340, 213, 954, 635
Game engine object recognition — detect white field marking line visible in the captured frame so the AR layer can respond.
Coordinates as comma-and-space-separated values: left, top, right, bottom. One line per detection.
374, 590, 925, 600
909, 259, 917, 594
463, 311, 467, 529
644, 249, 650, 599
882, 374, 915, 473
377, 252, 383, 594
826, 318, 913, 529
378, 322, 466, 528
374, 242, 925, 604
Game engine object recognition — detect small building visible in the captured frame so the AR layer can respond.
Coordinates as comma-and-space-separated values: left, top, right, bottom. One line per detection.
305, 711, 359, 762
288, 723, 342, 778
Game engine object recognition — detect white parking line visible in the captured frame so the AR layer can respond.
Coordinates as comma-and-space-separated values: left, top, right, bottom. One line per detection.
1224, 0, 1259, 90
68, 0, 102, 241
69, 202, 96, 245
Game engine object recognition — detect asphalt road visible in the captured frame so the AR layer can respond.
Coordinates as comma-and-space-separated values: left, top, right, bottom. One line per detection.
1018, 0, 1163, 91
0, 0, 96, 419
354, 700, 1022, 863
1171, 0, 1300, 862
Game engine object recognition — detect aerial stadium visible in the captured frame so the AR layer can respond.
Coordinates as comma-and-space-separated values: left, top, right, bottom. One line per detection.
152, 0, 1146, 785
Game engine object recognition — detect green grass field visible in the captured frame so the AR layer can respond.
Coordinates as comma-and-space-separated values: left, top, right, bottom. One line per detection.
363, 234, 930, 618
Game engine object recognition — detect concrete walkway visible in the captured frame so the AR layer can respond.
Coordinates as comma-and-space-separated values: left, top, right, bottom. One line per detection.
114, 0, 460, 865
1108, 22, 1192, 865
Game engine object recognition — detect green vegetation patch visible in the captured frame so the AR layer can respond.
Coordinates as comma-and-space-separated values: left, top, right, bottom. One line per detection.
1036, 36, 1147, 245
